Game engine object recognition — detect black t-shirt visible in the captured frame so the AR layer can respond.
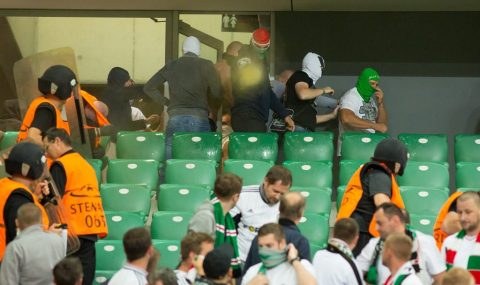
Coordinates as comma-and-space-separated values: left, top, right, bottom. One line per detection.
351, 167, 392, 233
4, 188, 35, 244
30, 103, 57, 133
285, 71, 316, 131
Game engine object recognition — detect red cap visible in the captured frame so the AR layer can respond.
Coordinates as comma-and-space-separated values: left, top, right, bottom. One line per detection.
251, 28, 270, 48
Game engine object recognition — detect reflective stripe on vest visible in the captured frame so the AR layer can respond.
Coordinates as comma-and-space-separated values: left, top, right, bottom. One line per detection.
434, 191, 462, 249
336, 161, 405, 237
56, 152, 107, 237
0, 178, 49, 260
17, 96, 70, 143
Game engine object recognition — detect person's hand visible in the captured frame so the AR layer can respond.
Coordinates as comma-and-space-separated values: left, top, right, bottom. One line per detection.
146, 114, 161, 131
322, 86, 335, 95
192, 254, 206, 276
48, 223, 63, 235
331, 106, 340, 118
284, 116, 295, 132
374, 87, 384, 105
286, 243, 299, 263
373, 122, 388, 133
34, 180, 50, 199
247, 274, 269, 285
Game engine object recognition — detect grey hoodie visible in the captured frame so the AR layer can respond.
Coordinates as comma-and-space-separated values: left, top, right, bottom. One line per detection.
188, 200, 216, 240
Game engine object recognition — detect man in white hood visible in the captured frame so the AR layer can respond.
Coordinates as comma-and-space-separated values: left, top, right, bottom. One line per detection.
285, 52, 338, 132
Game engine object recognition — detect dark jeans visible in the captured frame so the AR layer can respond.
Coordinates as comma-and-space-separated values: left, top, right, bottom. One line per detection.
71, 238, 96, 285
166, 115, 211, 159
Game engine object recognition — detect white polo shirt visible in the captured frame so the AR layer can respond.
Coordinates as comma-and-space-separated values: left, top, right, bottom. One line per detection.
241, 260, 316, 285
384, 262, 423, 285
356, 230, 446, 285
229, 185, 280, 262
108, 264, 148, 285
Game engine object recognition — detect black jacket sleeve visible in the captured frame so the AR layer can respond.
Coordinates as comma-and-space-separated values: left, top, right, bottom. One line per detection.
4, 189, 34, 244
50, 162, 67, 197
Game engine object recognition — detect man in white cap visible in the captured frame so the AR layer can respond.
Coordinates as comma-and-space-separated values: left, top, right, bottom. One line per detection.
144, 36, 221, 158
285, 52, 337, 132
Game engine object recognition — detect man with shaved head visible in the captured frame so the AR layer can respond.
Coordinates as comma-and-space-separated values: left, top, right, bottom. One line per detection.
442, 191, 480, 285
243, 191, 310, 273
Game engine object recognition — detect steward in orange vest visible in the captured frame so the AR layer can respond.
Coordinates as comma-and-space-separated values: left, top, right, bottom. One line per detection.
42, 128, 107, 285
0, 142, 50, 260
337, 138, 408, 256
433, 191, 462, 249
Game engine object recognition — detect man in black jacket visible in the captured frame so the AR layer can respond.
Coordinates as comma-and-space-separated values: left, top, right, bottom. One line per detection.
243, 191, 310, 274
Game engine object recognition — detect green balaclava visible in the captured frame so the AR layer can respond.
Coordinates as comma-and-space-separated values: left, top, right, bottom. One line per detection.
258, 246, 288, 273
356, 67, 380, 103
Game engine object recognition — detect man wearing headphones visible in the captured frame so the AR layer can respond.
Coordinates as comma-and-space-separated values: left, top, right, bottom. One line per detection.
0, 142, 50, 261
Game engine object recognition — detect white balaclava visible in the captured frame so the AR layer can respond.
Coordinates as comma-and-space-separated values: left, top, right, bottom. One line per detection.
302, 52, 325, 85
183, 36, 201, 56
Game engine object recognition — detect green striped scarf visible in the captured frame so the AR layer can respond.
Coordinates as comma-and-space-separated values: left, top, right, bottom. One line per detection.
213, 199, 241, 271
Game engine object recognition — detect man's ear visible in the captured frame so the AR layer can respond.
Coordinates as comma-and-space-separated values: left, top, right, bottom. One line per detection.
15, 219, 19, 229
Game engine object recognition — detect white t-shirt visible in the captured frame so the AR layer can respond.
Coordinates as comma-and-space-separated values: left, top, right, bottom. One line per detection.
175, 268, 197, 285
356, 231, 446, 285
241, 260, 316, 285
108, 264, 148, 285
313, 247, 364, 285
384, 262, 423, 285
131, 106, 146, 121
339, 87, 378, 135
441, 232, 479, 269
229, 185, 280, 262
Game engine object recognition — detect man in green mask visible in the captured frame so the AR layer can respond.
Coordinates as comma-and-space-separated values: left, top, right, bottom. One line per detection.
241, 223, 316, 285
338, 67, 388, 145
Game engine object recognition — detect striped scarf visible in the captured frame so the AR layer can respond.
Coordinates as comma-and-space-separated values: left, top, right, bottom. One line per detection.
213, 199, 241, 271
445, 230, 480, 284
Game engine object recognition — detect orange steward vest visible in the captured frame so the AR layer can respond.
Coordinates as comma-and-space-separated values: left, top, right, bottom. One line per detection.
77, 90, 110, 127
17, 96, 70, 143
0, 178, 49, 260
433, 191, 462, 249
337, 162, 405, 237
55, 152, 107, 237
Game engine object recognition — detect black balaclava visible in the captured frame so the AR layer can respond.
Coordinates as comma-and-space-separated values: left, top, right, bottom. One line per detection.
107, 67, 131, 88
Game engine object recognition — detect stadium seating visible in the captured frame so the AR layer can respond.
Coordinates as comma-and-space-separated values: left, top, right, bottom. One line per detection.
100, 184, 151, 217
0, 131, 18, 150
157, 184, 210, 212
107, 159, 159, 192
340, 132, 390, 161
297, 213, 330, 246
116, 131, 165, 164
396, 161, 449, 188
400, 186, 449, 215
283, 132, 334, 162
398, 133, 448, 163
291, 186, 332, 215
223, 159, 273, 186
104, 211, 145, 240
151, 211, 192, 240
283, 161, 332, 188
86, 158, 103, 185
172, 132, 222, 163
152, 240, 181, 269
456, 162, 480, 189
228, 132, 278, 163
336, 186, 346, 210
93, 271, 115, 285
339, 160, 364, 186
309, 243, 326, 260
164, 159, 216, 188
455, 134, 480, 163
409, 214, 436, 235
95, 240, 125, 271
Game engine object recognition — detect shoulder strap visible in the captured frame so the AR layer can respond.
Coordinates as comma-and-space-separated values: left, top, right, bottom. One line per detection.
326, 243, 362, 285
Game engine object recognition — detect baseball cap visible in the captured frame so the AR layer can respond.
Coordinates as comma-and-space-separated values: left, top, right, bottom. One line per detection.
203, 243, 233, 279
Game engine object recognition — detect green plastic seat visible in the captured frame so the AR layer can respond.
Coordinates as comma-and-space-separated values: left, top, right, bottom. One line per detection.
100, 184, 151, 217
339, 160, 365, 186
223, 159, 273, 186
310, 243, 326, 260
291, 187, 332, 215
297, 213, 330, 245
165, 159, 216, 188
228, 132, 278, 163
95, 240, 125, 271
398, 133, 448, 163
157, 184, 210, 212
400, 187, 449, 216
458, 187, 480, 192
93, 270, 115, 285
336, 185, 346, 210
409, 214, 436, 235
173, 132, 222, 162
0, 160, 7, 179
107, 159, 159, 192
284, 132, 334, 162
456, 162, 480, 188
151, 211, 192, 240
397, 161, 449, 188
87, 158, 103, 185
104, 211, 145, 240
0, 131, 18, 150
283, 161, 332, 188
340, 132, 390, 161
152, 240, 181, 269
116, 131, 165, 164
455, 135, 480, 163
100, 136, 111, 149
